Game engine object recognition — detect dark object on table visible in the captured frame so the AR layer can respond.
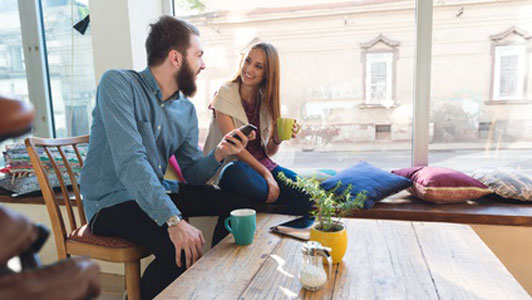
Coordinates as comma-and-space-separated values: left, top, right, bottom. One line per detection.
0, 96, 35, 142
270, 215, 315, 240
19, 224, 49, 270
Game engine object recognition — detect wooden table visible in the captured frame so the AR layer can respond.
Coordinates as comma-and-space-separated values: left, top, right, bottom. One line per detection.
155, 214, 530, 300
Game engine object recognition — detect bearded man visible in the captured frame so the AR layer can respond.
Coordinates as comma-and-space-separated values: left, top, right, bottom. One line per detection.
80, 16, 252, 300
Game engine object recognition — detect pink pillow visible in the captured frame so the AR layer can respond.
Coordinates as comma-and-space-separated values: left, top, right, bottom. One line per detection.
392, 167, 491, 203
169, 155, 185, 182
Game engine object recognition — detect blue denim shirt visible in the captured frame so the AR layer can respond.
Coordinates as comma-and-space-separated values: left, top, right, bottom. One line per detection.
80, 68, 221, 226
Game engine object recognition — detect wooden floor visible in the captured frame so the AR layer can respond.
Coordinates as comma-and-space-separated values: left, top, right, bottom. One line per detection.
99, 273, 126, 300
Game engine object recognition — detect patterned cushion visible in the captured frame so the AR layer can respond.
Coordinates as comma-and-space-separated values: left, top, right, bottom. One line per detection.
392, 167, 491, 203
68, 224, 138, 248
472, 168, 532, 201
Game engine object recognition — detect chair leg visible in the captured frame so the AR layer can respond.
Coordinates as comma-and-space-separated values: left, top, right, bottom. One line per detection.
125, 261, 141, 300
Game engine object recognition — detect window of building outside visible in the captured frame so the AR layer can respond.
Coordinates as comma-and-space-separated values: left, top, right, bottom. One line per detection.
429, 2, 532, 175
366, 52, 393, 105
0, 0, 31, 162
493, 45, 526, 100
41, 0, 96, 138
175, 0, 415, 171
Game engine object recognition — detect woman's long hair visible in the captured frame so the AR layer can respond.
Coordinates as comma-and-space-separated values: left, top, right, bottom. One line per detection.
232, 42, 281, 123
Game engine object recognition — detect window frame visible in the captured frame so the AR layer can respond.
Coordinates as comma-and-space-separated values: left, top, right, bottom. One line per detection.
492, 45, 527, 100
360, 34, 400, 108
365, 52, 394, 105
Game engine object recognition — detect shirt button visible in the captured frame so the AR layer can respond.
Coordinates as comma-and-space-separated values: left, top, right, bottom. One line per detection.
157, 126, 161, 130
158, 165, 162, 169
161, 103, 165, 108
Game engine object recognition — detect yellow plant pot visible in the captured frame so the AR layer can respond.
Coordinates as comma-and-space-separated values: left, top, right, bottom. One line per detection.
309, 222, 347, 264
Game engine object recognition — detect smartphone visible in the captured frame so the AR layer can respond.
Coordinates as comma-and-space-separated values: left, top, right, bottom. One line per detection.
228, 124, 257, 144
269, 216, 315, 240
275, 215, 315, 229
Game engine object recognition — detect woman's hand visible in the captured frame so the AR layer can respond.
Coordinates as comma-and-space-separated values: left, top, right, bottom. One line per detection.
291, 121, 300, 139
264, 172, 280, 204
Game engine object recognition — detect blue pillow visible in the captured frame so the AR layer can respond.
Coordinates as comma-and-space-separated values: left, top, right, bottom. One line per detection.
320, 161, 412, 209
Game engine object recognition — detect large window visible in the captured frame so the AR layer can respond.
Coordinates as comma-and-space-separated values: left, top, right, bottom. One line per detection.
41, 0, 95, 137
0, 0, 31, 157
175, 0, 415, 171
0, 1, 29, 101
0, 0, 96, 140
429, 2, 532, 174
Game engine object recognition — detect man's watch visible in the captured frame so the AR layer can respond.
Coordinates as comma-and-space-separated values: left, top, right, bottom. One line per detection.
166, 215, 183, 227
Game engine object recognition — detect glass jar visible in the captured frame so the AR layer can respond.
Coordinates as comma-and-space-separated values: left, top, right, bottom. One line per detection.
299, 241, 332, 291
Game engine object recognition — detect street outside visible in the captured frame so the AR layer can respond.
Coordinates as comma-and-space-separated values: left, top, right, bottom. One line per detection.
276, 146, 532, 175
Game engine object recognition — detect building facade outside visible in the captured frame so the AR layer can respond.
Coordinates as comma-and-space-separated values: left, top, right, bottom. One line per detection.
184, 0, 532, 158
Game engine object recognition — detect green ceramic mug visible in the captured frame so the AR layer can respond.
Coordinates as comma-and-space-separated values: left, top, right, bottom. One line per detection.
276, 118, 301, 141
224, 209, 256, 245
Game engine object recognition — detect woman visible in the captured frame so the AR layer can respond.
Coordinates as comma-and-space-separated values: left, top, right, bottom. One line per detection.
203, 42, 312, 215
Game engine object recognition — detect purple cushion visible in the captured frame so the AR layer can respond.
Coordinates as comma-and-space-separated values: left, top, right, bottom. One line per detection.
392, 167, 491, 203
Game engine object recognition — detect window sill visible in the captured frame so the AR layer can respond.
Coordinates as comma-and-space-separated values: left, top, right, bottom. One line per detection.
359, 103, 399, 109
485, 100, 532, 105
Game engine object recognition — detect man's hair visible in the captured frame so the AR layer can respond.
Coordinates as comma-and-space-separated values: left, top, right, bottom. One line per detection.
145, 16, 200, 67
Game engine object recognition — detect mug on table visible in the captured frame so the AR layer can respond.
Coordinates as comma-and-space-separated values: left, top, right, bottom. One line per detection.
224, 209, 256, 245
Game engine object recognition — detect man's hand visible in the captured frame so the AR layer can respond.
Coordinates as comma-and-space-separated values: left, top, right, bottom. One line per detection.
168, 221, 206, 269
0, 207, 38, 265
214, 129, 253, 162
264, 173, 280, 204
0, 256, 101, 300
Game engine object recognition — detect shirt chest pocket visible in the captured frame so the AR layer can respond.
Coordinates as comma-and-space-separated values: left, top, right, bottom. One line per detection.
136, 120, 162, 177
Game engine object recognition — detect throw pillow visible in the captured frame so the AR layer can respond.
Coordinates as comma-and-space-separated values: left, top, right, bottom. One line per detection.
321, 161, 412, 209
472, 168, 532, 201
392, 166, 491, 203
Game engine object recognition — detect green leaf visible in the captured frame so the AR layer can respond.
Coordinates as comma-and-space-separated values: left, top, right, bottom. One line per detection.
277, 172, 367, 232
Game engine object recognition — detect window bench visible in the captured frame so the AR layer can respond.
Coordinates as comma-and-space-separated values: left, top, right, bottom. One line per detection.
251, 190, 532, 227
3, 188, 532, 227
348, 191, 532, 226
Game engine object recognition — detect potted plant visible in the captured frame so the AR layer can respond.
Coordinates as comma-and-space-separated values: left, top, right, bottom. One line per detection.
278, 172, 367, 263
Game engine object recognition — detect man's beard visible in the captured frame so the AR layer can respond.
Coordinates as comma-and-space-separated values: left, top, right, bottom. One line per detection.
176, 59, 197, 97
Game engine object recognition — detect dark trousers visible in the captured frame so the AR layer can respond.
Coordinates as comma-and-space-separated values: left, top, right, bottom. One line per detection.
89, 183, 251, 300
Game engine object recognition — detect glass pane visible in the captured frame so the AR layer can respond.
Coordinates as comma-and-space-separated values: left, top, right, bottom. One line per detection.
177, 0, 414, 171
0, 0, 31, 162
371, 62, 387, 76
430, 1, 532, 174
41, 0, 95, 138
500, 55, 518, 97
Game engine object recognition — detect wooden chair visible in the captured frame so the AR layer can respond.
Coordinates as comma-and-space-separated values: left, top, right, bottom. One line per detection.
25, 135, 150, 300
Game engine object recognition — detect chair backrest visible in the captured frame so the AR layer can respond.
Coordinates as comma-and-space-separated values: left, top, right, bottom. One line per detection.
25, 135, 89, 258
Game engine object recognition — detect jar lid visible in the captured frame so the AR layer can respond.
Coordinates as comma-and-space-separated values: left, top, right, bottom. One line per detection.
301, 241, 332, 256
